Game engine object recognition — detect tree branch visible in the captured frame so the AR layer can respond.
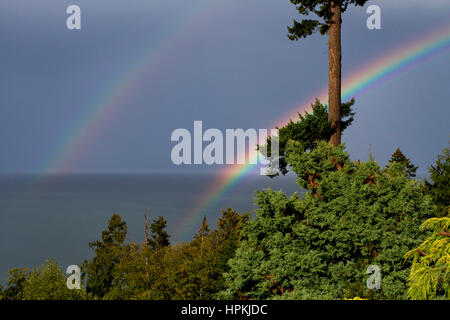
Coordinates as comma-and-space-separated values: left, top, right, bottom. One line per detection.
438, 230, 450, 237
418, 249, 427, 256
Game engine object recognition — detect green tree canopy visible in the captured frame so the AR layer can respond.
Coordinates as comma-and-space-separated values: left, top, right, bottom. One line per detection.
104, 209, 249, 300
221, 142, 435, 299
21, 260, 89, 300
405, 215, 450, 300
287, 0, 370, 40
148, 216, 170, 251
2, 267, 29, 300
83, 213, 128, 298
261, 99, 355, 176
386, 147, 418, 178
425, 146, 450, 217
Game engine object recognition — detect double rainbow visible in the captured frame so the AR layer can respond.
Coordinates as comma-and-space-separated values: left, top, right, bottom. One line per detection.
38, 5, 450, 237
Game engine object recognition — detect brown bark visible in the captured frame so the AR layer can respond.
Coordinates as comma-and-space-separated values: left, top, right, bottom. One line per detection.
418, 249, 427, 256
438, 230, 450, 237
328, 1, 342, 147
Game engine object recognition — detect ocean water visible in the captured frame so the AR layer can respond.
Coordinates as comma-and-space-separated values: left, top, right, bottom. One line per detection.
0, 173, 300, 284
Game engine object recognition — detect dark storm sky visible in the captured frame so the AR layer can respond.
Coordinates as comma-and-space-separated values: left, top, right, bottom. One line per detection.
0, 0, 449, 174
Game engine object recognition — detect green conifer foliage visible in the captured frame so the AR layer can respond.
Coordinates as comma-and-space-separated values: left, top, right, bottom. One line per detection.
405, 215, 450, 300
104, 209, 249, 300
261, 99, 355, 175
163, 209, 249, 300
83, 214, 128, 298
287, 1, 370, 40
387, 148, 418, 178
425, 146, 450, 217
2, 268, 29, 300
221, 142, 435, 299
147, 216, 170, 251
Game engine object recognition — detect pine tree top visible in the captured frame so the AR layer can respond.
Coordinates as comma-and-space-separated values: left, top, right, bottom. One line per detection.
287, 1, 370, 40
387, 147, 418, 178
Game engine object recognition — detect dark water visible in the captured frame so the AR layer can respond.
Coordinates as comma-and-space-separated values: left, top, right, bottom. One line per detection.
0, 173, 300, 284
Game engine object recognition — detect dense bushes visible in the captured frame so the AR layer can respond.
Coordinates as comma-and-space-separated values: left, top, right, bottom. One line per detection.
220, 142, 435, 299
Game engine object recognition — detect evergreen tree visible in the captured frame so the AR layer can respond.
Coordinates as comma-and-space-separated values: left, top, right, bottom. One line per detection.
102, 215, 172, 300
165, 209, 249, 300
130, 209, 249, 300
287, 0, 369, 146
405, 214, 450, 300
387, 147, 418, 178
83, 214, 128, 298
425, 146, 450, 217
193, 215, 210, 243
147, 216, 170, 251
261, 99, 355, 175
221, 142, 435, 299
215, 208, 250, 268
105, 242, 152, 300
2, 268, 29, 300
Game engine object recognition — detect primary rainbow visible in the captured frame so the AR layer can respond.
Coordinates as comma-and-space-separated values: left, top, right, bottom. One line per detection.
177, 24, 450, 237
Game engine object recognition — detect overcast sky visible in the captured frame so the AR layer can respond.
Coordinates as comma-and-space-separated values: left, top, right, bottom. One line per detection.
0, 0, 449, 175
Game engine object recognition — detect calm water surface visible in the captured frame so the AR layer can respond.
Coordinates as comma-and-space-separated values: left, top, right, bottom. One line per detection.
0, 173, 300, 283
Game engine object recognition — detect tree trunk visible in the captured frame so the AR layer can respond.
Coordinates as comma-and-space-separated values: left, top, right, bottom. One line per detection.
144, 213, 150, 289
328, 1, 342, 147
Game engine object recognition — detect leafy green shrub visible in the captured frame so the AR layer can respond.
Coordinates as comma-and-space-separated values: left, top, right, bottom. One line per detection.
21, 260, 89, 300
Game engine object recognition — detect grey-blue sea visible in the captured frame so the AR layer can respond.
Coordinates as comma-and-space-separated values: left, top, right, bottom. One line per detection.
0, 173, 299, 284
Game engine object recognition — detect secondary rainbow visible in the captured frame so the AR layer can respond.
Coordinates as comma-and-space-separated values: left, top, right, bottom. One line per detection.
177, 24, 450, 237
39, 2, 228, 174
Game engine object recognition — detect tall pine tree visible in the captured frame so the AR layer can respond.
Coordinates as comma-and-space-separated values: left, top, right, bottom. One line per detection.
147, 216, 170, 251
83, 214, 128, 297
287, 0, 369, 146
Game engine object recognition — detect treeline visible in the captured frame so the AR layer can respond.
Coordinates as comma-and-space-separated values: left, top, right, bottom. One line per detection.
0, 208, 249, 300
0, 103, 448, 300
1, 143, 447, 300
